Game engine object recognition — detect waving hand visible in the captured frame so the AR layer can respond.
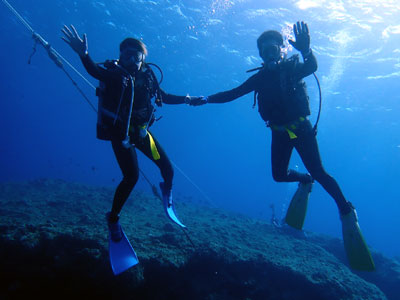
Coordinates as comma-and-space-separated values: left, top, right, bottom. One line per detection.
288, 21, 310, 54
61, 24, 88, 57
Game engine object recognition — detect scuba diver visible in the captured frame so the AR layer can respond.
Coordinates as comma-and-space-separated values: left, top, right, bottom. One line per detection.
190, 21, 375, 271
62, 25, 199, 274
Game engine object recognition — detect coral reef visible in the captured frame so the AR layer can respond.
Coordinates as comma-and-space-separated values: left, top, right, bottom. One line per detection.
0, 179, 398, 299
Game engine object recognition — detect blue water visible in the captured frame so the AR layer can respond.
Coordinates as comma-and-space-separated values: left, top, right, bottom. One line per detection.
1, 0, 399, 258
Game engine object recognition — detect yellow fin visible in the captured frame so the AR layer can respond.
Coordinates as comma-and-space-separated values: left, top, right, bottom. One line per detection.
341, 209, 375, 271
285, 182, 312, 230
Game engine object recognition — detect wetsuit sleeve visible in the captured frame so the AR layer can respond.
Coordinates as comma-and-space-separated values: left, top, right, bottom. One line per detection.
293, 50, 318, 81
160, 89, 187, 104
207, 74, 258, 103
80, 53, 115, 81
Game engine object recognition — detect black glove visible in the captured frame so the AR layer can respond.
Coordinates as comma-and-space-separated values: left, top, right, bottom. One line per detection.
288, 21, 311, 55
185, 96, 208, 106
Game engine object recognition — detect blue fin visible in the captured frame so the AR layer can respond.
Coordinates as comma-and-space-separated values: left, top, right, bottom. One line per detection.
165, 205, 186, 228
160, 182, 186, 228
109, 227, 139, 275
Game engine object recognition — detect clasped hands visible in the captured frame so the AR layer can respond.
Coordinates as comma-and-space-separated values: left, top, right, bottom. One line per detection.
185, 95, 208, 106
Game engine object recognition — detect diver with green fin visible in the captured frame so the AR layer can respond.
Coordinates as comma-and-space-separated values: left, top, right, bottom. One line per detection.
190, 21, 375, 271
61, 25, 201, 275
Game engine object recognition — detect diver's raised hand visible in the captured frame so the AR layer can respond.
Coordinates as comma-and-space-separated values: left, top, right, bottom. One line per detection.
288, 21, 310, 54
61, 24, 88, 57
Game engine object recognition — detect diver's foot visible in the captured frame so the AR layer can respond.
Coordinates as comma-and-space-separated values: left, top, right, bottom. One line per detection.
298, 180, 313, 193
159, 182, 173, 208
299, 173, 313, 184
106, 212, 123, 242
339, 201, 354, 216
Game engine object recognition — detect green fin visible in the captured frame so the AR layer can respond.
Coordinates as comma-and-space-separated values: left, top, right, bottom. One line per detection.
285, 182, 312, 230
341, 208, 375, 271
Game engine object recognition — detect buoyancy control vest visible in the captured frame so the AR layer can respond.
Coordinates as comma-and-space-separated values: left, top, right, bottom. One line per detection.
256, 55, 311, 126
95, 60, 161, 141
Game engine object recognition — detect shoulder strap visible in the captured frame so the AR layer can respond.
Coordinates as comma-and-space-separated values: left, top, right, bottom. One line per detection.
143, 62, 163, 107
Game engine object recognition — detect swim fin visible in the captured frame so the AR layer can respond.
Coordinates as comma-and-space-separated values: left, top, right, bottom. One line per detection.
285, 182, 312, 230
160, 182, 186, 228
108, 225, 139, 275
341, 207, 375, 271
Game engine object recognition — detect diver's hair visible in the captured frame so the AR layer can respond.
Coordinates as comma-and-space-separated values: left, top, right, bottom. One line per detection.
119, 38, 148, 56
257, 30, 284, 54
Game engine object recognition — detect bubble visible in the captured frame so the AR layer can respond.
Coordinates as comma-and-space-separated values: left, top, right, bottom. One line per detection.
210, 0, 234, 16
281, 23, 294, 55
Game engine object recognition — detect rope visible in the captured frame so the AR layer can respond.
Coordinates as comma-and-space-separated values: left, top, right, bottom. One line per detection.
2, 0, 34, 33
61, 68, 98, 113
55, 48, 97, 90
171, 160, 213, 205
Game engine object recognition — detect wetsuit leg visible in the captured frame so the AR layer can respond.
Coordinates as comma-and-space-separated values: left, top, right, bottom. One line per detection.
294, 120, 350, 214
271, 129, 310, 183
134, 131, 174, 190
110, 139, 139, 221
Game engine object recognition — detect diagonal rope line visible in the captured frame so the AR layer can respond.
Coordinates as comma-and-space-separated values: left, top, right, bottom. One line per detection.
55, 48, 97, 90
171, 160, 213, 204
2, 0, 34, 33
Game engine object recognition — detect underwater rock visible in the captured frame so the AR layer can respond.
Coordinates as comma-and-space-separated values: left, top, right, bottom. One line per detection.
0, 179, 398, 299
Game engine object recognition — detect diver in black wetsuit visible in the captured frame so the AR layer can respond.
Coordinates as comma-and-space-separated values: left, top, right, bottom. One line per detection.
62, 25, 199, 241
190, 21, 376, 271
191, 21, 353, 216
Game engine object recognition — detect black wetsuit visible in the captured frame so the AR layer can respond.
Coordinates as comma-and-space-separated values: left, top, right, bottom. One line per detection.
207, 52, 350, 214
81, 54, 185, 218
